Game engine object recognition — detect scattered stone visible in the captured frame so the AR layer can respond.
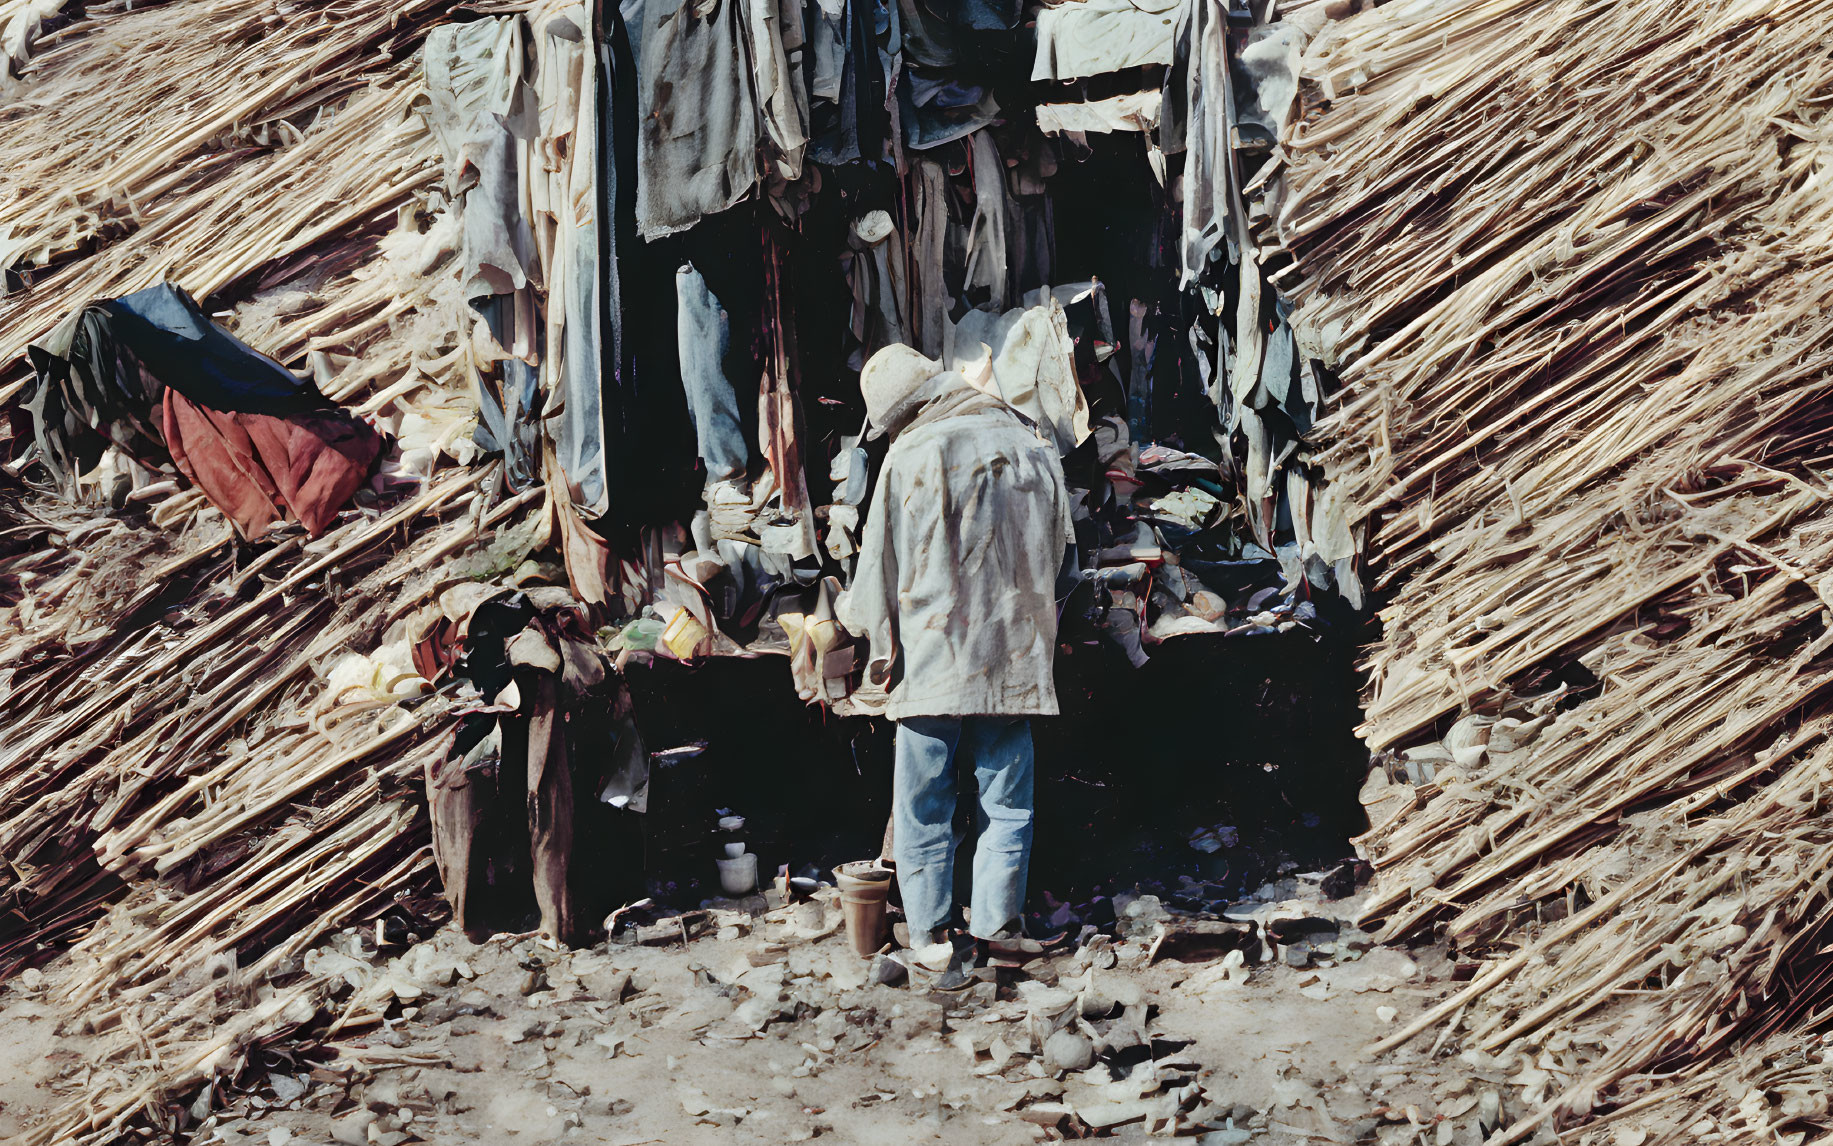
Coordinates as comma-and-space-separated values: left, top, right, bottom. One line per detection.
1320, 859, 1374, 900
592, 1030, 626, 1057
329, 1111, 374, 1146
1018, 983, 1076, 1020
1079, 978, 1116, 1019
1268, 915, 1340, 946
1077, 1093, 1176, 1130
909, 940, 954, 973
269, 1073, 308, 1104
1118, 895, 1168, 937
889, 999, 945, 1040
1043, 1029, 1095, 1073
574, 963, 632, 1003
1015, 1102, 1072, 1127
1084, 898, 1118, 929
1478, 1089, 1503, 1134
1147, 919, 1256, 965
1284, 943, 1313, 969
1094, 1013, 1147, 1058
869, 953, 907, 986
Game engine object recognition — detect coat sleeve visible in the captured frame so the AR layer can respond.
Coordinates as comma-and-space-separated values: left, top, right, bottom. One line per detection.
835, 454, 900, 685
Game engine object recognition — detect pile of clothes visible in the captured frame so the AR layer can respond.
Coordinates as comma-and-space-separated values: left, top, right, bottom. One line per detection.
415, 0, 1360, 680
416, 585, 640, 943
23, 283, 382, 540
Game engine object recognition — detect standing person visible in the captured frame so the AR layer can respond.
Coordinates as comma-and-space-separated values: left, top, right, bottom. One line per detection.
837, 344, 1072, 978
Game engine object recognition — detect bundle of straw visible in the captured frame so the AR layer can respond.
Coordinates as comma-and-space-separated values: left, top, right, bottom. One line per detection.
0, 1, 541, 1140
1277, 0, 1833, 1138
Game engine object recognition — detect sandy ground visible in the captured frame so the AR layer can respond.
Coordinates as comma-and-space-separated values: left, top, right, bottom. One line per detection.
0, 872, 1545, 1145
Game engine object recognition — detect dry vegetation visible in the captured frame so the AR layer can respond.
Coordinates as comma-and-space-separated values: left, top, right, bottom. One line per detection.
1279, 0, 1833, 1140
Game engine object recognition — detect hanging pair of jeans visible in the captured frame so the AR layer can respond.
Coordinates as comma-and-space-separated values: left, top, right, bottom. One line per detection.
674, 263, 750, 483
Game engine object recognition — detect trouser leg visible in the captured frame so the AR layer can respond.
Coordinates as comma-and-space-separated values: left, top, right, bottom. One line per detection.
675, 263, 748, 482
526, 675, 575, 943
965, 716, 1035, 940
891, 716, 962, 938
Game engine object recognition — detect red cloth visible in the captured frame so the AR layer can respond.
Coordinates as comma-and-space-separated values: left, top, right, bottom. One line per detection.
162, 389, 382, 540
413, 617, 461, 684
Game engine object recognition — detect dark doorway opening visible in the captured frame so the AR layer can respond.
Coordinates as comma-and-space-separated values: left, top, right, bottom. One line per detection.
606, 624, 1367, 925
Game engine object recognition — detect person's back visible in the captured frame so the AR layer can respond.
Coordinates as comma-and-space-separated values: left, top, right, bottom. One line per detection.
839, 345, 1071, 976
865, 404, 1067, 717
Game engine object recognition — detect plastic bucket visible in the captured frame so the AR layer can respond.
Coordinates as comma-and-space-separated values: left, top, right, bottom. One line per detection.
833, 860, 892, 957
717, 853, 758, 895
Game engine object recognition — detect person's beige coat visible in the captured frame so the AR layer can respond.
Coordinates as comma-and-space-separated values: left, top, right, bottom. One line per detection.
837, 346, 1072, 719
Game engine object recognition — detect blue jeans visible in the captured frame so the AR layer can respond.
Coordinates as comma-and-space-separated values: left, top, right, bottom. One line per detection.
675, 264, 748, 482
893, 716, 1035, 940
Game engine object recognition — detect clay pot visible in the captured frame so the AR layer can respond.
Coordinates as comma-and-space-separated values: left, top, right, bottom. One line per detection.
833, 860, 892, 957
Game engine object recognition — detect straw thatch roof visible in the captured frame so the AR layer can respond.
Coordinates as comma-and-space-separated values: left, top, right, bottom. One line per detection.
1277, 0, 1833, 1139
0, 1, 539, 1139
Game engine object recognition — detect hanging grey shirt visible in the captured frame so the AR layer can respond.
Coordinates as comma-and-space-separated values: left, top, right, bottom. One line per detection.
634, 0, 760, 239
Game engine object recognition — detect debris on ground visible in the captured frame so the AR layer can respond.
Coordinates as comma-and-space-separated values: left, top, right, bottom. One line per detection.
0, 872, 1498, 1144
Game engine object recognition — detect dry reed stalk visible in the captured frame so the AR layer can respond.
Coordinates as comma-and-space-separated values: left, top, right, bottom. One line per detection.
0, 0, 450, 285
0, 3, 544, 1141
1277, 0, 1833, 1137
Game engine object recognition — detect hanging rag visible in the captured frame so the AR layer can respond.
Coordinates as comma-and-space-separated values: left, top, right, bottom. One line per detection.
634, 0, 761, 238
424, 18, 546, 488
1031, 0, 1180, 82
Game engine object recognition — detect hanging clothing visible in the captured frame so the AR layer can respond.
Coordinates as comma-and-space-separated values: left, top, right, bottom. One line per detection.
895, 0, 960, 68
900, 69, 1000, 150
962, 129, 1010, 312
908, 157, 953, 358
675, 263, 751, 483
533, 9, 613, 519
808, 0, 892, 164
758, 229, 820, 558
838, 345, 1072, 719
744, 0, 810, 179
843, 209, 910, 370
1166, 0, 1238, 288
424, 19, 542, 305
944, 297, 1092, 457
1034, 90, 1162, 135
423, 19, 546, 489
1031, 0, 1180, 82
1005, 133, 1057, 299
1235, 22, 1304, 150
633, 0, 760, 239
